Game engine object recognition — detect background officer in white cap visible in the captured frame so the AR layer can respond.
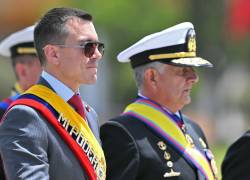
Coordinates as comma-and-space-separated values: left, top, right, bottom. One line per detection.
0, 25, 42, 119
101, 22, 218, 180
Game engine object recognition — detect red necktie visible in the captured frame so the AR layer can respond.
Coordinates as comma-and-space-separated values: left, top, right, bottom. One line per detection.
68, 93, 86, 120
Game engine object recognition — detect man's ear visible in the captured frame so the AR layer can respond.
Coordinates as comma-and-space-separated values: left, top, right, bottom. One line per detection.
43, 45, 60, 65
144, 68, 159, 88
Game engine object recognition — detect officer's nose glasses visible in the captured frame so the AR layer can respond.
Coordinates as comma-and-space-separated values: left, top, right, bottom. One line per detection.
54, 41, 104, 58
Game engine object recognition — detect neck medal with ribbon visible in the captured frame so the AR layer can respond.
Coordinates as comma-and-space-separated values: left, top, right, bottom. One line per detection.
123, 97, 217, 180
9, 84, 106, 180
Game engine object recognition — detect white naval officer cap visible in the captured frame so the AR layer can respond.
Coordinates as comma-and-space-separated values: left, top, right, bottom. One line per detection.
117, 22, 213, 68
0, 25, 37, 58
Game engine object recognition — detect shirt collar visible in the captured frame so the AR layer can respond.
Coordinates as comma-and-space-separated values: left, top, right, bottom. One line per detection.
41, 71, 76, 101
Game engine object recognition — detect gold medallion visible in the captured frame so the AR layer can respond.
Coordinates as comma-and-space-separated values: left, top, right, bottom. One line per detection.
157, 141, 167, 150
185, 134, 195, 147
164, 151, 171, 160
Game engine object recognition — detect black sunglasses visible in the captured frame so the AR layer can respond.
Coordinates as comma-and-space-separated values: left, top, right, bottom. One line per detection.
54, 41, 104, 58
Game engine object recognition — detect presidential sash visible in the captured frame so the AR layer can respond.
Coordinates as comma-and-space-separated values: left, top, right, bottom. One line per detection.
123, 98, 216, 180
9, 85, 106, 180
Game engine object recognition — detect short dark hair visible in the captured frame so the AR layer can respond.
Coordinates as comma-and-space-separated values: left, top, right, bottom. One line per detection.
34, 7, 92, 65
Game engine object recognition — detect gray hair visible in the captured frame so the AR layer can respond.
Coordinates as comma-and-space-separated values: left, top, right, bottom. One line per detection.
133, 62, 165, 90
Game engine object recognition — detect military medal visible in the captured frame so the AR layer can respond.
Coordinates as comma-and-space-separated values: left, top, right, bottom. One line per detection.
185, 134, 195, 147
166, 161, 173, 168
157, 141, 167, 150
204, 149, 218, 176
210, 159, 218, 175
164, 151, 171, 160
199, 137, 207, 149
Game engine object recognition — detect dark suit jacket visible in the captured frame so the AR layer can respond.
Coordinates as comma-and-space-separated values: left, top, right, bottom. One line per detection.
0, 78, 100, 180
221, 130, 250, 180
101, 114, 209, 180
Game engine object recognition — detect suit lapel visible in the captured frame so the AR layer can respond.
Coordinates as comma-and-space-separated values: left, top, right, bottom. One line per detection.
84, 104, 101, 144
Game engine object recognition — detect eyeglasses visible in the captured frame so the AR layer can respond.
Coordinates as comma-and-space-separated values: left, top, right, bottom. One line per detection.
54, 41, 104, 58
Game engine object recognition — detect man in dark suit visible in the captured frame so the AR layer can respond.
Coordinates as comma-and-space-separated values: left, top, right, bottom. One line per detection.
0, 7, 106, 180
221, 132, 250, 179
0, 25, 42, 119
101, 22, 218, 180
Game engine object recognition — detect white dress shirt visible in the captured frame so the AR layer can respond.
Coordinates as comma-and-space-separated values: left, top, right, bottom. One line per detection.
41, 71, 78, 102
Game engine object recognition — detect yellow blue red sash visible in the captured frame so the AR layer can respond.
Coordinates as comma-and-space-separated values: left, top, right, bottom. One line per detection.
9, 85, 106, 180
123, 98, 216, 180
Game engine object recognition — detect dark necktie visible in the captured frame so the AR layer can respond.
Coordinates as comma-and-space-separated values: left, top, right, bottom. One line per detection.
172, 114, 184, 129
68, 93, 86, 120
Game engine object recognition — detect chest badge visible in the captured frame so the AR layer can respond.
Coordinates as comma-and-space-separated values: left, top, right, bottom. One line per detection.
163, 169, 181, 178
157, 141, 181, 178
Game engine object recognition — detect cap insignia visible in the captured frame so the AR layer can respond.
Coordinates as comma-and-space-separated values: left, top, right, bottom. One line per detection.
187, 29, 196, 52
17, 47, 36, 54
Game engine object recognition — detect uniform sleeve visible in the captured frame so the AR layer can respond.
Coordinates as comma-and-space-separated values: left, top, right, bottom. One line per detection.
221, 131, 250, 180
100, 121, 140, 180
0, 105, 49, 180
